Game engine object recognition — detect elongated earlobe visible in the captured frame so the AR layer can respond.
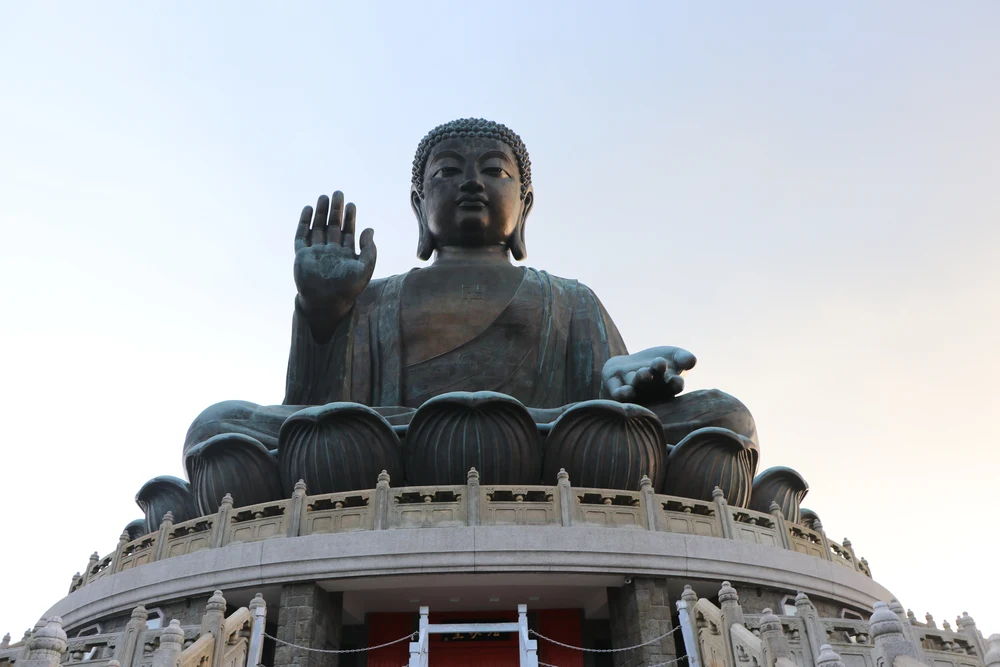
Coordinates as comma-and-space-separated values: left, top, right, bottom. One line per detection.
509, 189, 533, 261
411, 189, 435, 260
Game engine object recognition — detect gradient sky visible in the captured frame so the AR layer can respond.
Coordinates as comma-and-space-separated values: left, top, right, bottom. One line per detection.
1, 1, 998, 637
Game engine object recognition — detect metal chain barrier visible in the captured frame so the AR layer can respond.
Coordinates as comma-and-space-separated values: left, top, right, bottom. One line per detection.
530, 622, 682, 653
261, 630, 417, 654
541, 657, 686, 667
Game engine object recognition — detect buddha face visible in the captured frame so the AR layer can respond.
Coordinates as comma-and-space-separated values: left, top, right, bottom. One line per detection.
412, 137, 533, 259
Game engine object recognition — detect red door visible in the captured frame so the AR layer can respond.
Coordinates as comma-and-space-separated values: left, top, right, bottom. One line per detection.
429, 610, 518, 667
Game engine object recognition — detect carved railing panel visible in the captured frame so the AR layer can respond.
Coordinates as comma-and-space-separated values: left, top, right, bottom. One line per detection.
694, 598, 728, 667
575, 488, 646, 528
164, 518, 214, 559
389, 487, 466, 528
731, 509, 781, 547
305, 490, 373, 534
225, 500, 288, 544
660, 498, 722, 537
481, 486, 557, 525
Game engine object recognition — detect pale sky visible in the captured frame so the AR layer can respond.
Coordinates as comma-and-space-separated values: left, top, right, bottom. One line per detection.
1, 1, 998, 637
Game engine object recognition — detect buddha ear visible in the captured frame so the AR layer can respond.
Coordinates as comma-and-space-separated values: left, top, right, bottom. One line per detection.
411, 187, 434, 261
508, 187, 533, 261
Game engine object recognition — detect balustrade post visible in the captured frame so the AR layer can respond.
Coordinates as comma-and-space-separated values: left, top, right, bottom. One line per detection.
21, 617, 66, 667
151, 620, 184, 667
152, 512, 175, 562
925, 613, 937, 629
888, 599, 925, 663
808, 517, 834, 561
109, 531, 131, 575
841, 538, 860, 572
409, 606, 429, 667
769, 503, 793, 550
247, 594, 267, 667
211, 495, 234, 548
557, 468, 573, 526
676, 586, 702, 667
80, 552, 99, 586
117, 605, 148, 667
760, 609, 792, 667
816, 645, 845, 667
375, 470, 391, 530
286, 480, 307, 537
466, 468, 481, 527
985, 635, 1000, 667
794, 592, 824, 664
1, 634, 8, 650
640, 475, 661, 531
22, 619, 46, 662
202, 590, 228, 667
713, 487, 736, 539
871, 601, 919, 666
519, 604, 539, 667
68, 573, 81, 594
719, 581, 744, 667
957, 612, 987, 658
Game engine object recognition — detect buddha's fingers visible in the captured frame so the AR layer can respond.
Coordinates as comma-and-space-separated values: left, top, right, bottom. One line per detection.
328, 191, 344, 245
311, 194, 329, 246
342, 202, 357, 252
605, 375, 624, 397
611, 385, 636, 402
358, 228, 377, 270
664, 374, 684, 396
671, 348, 697, 372
296, 206, 312, 250
650, 357, 669, 374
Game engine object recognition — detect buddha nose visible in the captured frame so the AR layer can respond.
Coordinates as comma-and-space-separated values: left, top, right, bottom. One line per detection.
459, 173, 485, 193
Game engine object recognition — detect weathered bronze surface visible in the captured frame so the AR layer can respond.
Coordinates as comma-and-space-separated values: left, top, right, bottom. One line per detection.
176, 119, 763, 504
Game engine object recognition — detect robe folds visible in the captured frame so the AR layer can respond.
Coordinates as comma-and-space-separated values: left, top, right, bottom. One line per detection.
283, 267, 628, 410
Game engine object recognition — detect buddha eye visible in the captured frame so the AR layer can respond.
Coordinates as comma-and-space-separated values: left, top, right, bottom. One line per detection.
433, 166, 461, 178
483, 167, 509, 178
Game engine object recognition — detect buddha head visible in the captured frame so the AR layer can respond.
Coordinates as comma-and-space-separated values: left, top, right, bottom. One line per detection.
411, 118, 534, 261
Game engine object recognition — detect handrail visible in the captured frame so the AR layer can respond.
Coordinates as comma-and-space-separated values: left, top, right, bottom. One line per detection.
72, 470, 871, 594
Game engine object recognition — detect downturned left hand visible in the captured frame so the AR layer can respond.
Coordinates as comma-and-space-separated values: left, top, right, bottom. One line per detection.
602, 346, 697, 403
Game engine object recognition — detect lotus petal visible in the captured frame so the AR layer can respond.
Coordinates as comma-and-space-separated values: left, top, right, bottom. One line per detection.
185, 433, 284, 514
278, 402, 403, 494
543, 400, 665, 491
135, 476, 199, 532
662, 427, 759, 506
749, 466, 809, 523
405, 391, 541, 486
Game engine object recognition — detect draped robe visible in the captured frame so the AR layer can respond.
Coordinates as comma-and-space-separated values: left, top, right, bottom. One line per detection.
284, 267, 628, 410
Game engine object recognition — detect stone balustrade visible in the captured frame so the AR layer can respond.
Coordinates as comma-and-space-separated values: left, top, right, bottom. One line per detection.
0, 592, 265, 667
680, 584, 992, 667
69, 468, 871, 594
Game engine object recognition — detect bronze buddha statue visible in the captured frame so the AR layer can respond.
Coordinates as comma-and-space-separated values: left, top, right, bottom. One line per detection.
163, 119, 763, 523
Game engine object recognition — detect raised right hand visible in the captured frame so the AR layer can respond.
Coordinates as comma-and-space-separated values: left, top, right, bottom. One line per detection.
293, 191, 377, 320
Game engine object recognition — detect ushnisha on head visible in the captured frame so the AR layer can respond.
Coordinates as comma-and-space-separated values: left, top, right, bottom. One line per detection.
410, 118, 534, 261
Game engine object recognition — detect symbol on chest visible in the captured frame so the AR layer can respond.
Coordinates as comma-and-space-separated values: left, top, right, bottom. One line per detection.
461, 284, 485, 300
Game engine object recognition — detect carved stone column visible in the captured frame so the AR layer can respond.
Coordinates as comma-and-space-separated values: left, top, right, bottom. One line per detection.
274, 583, 343, 667
20, 617, 66, 667
870, 602, 919, 667
607, 577, 677, 667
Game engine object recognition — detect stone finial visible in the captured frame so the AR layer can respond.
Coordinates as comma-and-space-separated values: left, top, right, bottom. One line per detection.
1, 634, 10, 650
957, 612, 976, 631
20, 630, 30, 642
248, 593, 266, 611
925, 613, 937, 629
32, 618, 46, 633
118, 531, 130, 545
377, 470, 391, 485
27, 617, 67, 655
712, 486, 725, 500
761, 608, 781, 630
159, 620, 184, 648
871, 602, 905, 639
888, 599, 905, 616
69, 573, 81, 593
769, 501, 783, 515
943, 620, 953, 632
219, 493, 234, 508
984, 634, 1000, 667
639, 475, 653, 491
719, 581, 739, 604
129, 605, 148, 622
816, 645, 845, 667
557, 468, 569, 483
160, 511, 174, 524
468, 467, 480, 484
206, 590, 226, 612
293, 479, 307, 493
907, 610, 918, 624
795, 591, 816, 615
681, 585, 698, 605
842, 538, 851, 547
